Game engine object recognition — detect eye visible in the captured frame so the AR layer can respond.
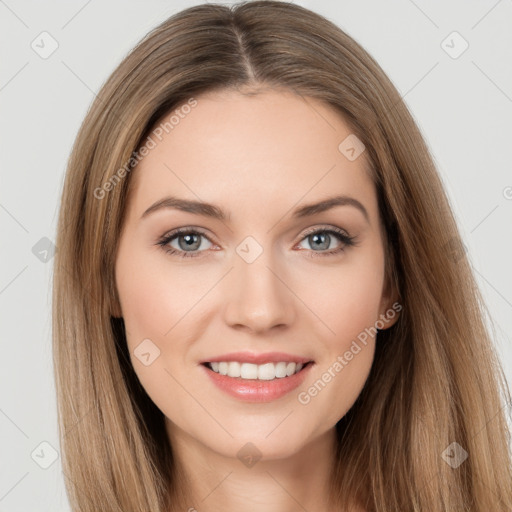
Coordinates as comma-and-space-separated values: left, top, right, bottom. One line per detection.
157, 228, 214, 258
295, 226, 357, 257
157, 226, 357, 259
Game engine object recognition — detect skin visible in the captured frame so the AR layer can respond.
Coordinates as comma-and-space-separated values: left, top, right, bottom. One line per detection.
115, 87, 399, 512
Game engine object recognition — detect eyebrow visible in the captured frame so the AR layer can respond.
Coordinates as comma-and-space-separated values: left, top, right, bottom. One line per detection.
141, 194, 369, 223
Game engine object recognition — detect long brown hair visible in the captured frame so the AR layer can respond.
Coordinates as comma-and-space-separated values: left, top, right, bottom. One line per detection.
52, 1, 512, 510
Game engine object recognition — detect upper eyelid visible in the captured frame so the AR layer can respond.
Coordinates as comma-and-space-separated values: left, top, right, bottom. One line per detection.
162, 224, 350, 238
161, 225, 353, 249
162, 226, 215, 244
300, 225, 350, 237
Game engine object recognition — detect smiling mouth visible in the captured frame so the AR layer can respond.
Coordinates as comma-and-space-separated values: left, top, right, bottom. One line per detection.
202, 360, 314, 381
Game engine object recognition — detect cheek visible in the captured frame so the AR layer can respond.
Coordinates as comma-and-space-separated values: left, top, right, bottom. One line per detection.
114, 249, 203, 414
116, 269, 168, 344
114, 247, 222, 405
115, 248, 214, 343
302, 248, 385, 347
293, 249, 383, 418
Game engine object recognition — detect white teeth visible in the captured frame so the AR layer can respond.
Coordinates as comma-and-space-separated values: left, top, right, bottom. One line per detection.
275, 362, 287, 378
227, 361, 241, 378
207, 361, 307, 380
218, 362, 229, 375
241, 363, 258, 379
258, 363, 275, 380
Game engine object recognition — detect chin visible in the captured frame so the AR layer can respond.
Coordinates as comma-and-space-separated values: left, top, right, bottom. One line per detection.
201, 424, 317, 462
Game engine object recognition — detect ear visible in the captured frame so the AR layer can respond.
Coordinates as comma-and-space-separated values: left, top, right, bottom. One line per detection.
377, 275, 401, 330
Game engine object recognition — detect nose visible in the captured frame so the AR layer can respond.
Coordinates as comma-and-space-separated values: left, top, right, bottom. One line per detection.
223, 250, 296, 334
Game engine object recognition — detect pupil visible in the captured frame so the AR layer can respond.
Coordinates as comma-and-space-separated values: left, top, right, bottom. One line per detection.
311, 233, 329, 250
179, 234, 200, 251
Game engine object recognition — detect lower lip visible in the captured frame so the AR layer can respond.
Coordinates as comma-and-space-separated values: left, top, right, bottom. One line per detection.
201, 362, 313, 402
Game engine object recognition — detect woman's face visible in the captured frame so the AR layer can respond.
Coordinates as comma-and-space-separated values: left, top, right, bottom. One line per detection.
115, 88, 397, 460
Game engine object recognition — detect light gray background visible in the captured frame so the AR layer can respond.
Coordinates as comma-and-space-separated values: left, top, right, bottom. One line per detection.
1, 1, 511, 510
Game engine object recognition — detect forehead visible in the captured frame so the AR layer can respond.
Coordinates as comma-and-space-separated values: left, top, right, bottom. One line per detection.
126, 88, 377, 225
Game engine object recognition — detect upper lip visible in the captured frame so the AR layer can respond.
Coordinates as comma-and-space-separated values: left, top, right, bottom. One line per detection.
200, 351, 314, 365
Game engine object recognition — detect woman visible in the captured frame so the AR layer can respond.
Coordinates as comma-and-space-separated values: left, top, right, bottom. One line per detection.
52, 1, 512, 510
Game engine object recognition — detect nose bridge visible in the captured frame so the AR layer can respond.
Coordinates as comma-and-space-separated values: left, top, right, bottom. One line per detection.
223, 241, 295, 332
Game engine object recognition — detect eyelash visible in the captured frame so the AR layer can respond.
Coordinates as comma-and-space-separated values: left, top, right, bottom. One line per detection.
156, 226, 358, 259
